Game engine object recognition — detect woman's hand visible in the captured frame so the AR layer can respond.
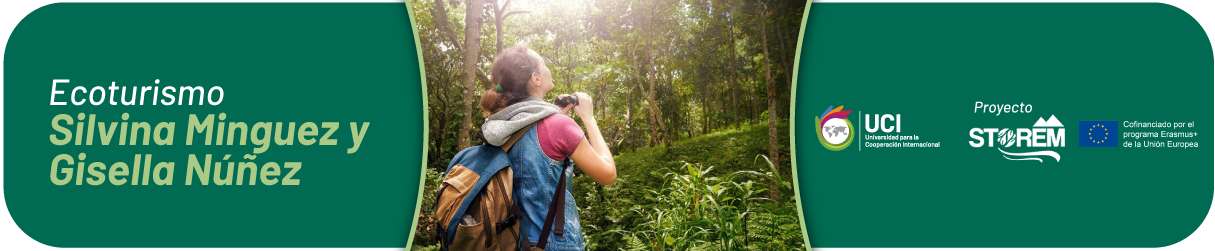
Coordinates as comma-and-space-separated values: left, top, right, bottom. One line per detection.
557, 94, 575, 115
571, 92, 594, 118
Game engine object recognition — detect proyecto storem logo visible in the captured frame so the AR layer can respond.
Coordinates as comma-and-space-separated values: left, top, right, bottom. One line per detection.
968, 115, 1065, 162
815, 105, 854, 151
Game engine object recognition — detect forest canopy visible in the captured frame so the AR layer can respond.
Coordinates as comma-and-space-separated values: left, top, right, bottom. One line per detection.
417, 0, 802, 163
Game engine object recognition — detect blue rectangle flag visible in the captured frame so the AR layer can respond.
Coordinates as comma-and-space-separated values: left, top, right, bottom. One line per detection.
1078, 121, 1119, 147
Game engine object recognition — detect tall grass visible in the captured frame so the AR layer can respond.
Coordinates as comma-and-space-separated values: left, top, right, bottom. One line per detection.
578, 123, 799, 250
608, 157, 801, 250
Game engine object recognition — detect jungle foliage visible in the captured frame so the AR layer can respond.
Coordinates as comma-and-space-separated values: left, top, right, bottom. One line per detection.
412, 0, 805, 249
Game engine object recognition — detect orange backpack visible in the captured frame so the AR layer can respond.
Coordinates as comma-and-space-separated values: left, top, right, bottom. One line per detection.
434, 125, 570, 251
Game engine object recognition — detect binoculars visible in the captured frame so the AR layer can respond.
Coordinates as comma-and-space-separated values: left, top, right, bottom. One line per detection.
555, 95, 578, 108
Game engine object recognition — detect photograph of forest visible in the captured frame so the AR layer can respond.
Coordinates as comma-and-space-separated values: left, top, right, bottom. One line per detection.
411, 0, 806, 250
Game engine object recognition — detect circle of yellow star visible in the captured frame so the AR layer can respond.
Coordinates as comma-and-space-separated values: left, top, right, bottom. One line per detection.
1091, 124, 1107, 143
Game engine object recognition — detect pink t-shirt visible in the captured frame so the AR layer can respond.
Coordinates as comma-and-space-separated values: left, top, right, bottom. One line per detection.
536, 114, 584, 161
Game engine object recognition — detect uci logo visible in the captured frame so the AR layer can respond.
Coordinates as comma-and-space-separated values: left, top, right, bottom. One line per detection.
815, 105, 854, 151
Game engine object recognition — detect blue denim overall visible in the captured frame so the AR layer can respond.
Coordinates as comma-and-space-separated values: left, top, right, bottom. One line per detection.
507, 125, 585, 250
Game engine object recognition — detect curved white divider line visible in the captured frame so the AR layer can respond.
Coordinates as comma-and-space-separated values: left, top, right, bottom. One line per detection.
998, 148, 1061, 162
1003, 155, 1043, 162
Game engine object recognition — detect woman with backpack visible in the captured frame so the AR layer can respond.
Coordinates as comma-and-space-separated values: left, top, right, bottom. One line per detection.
478, 44, 617, 250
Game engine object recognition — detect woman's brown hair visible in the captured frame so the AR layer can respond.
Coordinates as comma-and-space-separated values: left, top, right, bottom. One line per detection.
479, 44, 540, 114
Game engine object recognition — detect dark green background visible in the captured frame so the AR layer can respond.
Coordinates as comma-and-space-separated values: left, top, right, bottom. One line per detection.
795, 3, 1212, 247
4, 3, 424, 247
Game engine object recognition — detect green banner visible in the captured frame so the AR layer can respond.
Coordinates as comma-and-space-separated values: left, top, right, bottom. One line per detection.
6, 1, 1213, 249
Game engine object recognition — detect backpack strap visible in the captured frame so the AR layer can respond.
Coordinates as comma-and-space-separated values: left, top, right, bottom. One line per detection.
532, 158, 572, 249
501, 123, 536, 153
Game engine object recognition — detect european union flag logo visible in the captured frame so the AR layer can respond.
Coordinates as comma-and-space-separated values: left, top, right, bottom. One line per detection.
1079, 121, 1118, 147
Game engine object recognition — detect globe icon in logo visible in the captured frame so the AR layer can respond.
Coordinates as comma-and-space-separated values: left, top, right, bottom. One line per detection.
817, 105, 854, 151
821, 118, 851, 145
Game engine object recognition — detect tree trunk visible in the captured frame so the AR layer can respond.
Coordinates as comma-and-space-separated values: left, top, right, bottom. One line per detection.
458, 0, 484, 150
757, 0, 780, 201
774, 3, 793, 83
753, 75, 760, 124
728, 0, 740, 130
641, 2, 669, 146
774, 12, 794, 120
433, 0, 492, 85
645, 83, 658, 147
645, 52, 670, 146
433, 73, 453, 162
598, 79, 606, 119
432, 0, 462, 51
490, 0, 529, 54
492, 0, 503, 54
624, 84, 634, 147
702, 80, 710, 134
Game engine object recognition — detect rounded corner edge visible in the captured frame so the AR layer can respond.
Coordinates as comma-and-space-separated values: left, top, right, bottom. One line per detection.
1152, 2, 1214, 51
2, 202, 62, 248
